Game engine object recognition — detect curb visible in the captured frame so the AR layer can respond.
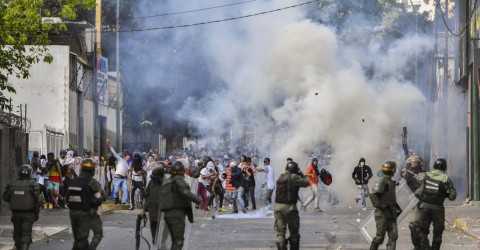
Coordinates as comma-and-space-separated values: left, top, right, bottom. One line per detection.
0, 226, 68, 250
450, 218, 480, 240
101, 204, 130, 210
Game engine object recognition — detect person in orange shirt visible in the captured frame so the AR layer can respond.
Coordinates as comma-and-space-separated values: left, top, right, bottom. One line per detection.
301, 158, 322, 212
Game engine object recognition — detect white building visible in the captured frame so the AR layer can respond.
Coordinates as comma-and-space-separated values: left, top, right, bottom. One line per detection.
6, 44, 121, 157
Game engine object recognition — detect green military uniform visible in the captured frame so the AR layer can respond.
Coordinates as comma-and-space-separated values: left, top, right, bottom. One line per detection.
2, 177, 40, 250
369, 175, 398, 250
415, 169, 456, 250
143, 179, 169, 245
67, 172, 107, 250
159, 175, 201, 250
273, 171, 309, 250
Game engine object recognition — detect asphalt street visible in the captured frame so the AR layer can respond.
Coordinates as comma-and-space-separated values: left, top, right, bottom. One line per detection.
22, 203, 479, 250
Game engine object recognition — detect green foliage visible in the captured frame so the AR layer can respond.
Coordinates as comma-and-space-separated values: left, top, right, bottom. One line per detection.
0, 0, 96, 111
314, 0, 432, 45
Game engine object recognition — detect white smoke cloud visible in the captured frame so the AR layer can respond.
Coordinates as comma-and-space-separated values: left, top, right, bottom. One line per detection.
123, 1, 434, 204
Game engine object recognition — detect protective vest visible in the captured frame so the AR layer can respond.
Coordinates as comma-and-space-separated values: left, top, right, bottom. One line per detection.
67, 177, 93, 211
8, 180, 36, 211
371, 177, 396, 208
275, 173, 299, 204
159, 178, 192, 211
420, 175, 446, 205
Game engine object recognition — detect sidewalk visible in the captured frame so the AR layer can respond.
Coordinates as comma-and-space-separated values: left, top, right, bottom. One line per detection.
445, 201, 480, 241
0, 209, 71, 250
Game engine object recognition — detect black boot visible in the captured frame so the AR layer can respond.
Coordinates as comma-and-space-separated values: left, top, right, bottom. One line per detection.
19, 243, 30, 250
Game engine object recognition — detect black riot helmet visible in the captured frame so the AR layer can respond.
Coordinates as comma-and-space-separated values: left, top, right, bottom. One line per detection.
18, 164, 33, 178
285, 161, 300, 173
170, 161, 185, 175
381, 161, 396, 176
433, 158, 447, 171
151, 166, 165, 183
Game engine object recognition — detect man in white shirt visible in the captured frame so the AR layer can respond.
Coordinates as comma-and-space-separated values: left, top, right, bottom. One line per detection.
107, 140, 130, 205
255, 158, 276, 212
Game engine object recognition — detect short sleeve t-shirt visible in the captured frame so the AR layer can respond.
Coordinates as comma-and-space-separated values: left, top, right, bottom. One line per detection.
264, 165, 276, 189
305, 165, 319, 186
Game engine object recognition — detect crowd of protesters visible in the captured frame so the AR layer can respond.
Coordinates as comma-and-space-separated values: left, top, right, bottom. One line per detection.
29, 140, 336, 214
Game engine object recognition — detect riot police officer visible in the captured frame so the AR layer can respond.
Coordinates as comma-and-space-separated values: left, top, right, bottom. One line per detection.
140, 163, 167, 244
369, 161, 398, 250
2, 164, 40, 250
415, 158, 456, 250
159, 160, 201, 250
401, 155, 425, 249
274, 161, 309, 250
66, 158, 107, 250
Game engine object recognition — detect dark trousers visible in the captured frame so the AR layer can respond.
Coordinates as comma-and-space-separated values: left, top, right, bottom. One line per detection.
70, 213, 91, 250
90, 213, 103, 250
165, 216, 186, 250
370, 208, 398, 250
39, 183, 50, 204
11, 212, 35, 249
274, 209, 300, 250
131, 180, 145, 207
419, 207, 445, 250
245, 184, 256, 208
207, 184, 225, 208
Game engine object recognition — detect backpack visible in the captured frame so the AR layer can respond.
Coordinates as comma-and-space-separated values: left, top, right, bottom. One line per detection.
319, 168, 332, 185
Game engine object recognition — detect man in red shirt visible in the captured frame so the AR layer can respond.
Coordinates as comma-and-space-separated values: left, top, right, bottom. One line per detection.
301, 158, 322, 212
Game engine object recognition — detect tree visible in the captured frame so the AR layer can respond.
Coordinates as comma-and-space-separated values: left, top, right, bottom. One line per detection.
0, 0, 96, 110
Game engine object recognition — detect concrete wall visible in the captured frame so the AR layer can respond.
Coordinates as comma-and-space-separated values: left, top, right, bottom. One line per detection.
6, 45, 121, 157
7, 46, 70, 153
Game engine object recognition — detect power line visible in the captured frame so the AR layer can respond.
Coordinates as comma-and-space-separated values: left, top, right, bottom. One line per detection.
109, 0, 321, 33
437, 0, 478, 38
123, 0, 258, 21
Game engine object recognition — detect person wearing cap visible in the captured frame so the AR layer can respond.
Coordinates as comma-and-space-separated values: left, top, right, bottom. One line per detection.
255, 157, 276, 213
66, 159, 107, 250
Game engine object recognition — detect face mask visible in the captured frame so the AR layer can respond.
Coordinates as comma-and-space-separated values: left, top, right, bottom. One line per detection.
360, 162, 365, 167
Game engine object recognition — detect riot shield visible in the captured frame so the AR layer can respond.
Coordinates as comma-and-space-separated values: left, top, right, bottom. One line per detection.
184, 175, 198, 250
360, 179, 419, 242
154, 174, 199, 250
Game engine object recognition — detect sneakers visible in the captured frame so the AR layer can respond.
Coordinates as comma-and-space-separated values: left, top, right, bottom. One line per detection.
266, 210, 273, 215
252, 205, 256, 210
232, 210, 238, 213
314, 207, 323, 212
362, 207, 367, 211
129, 206, 134, 210
301, 206, 307, 212
219, 207, 227, 212
229, 204, 233, 208
242, 209, 247, 214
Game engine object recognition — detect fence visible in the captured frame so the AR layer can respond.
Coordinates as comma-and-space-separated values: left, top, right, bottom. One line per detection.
0, 123, 29, 214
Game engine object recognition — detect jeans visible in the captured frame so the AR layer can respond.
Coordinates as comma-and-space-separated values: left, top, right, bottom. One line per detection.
359, 184, 369, 207
232, 186, 245, 211
113, 177, 128, 204
264, 188, 274, 210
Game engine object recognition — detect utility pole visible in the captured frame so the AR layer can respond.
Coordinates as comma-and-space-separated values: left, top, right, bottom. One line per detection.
115, 0, 121, 150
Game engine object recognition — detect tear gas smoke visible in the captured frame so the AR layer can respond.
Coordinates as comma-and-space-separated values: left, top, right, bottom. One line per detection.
118, 1, 467, 204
